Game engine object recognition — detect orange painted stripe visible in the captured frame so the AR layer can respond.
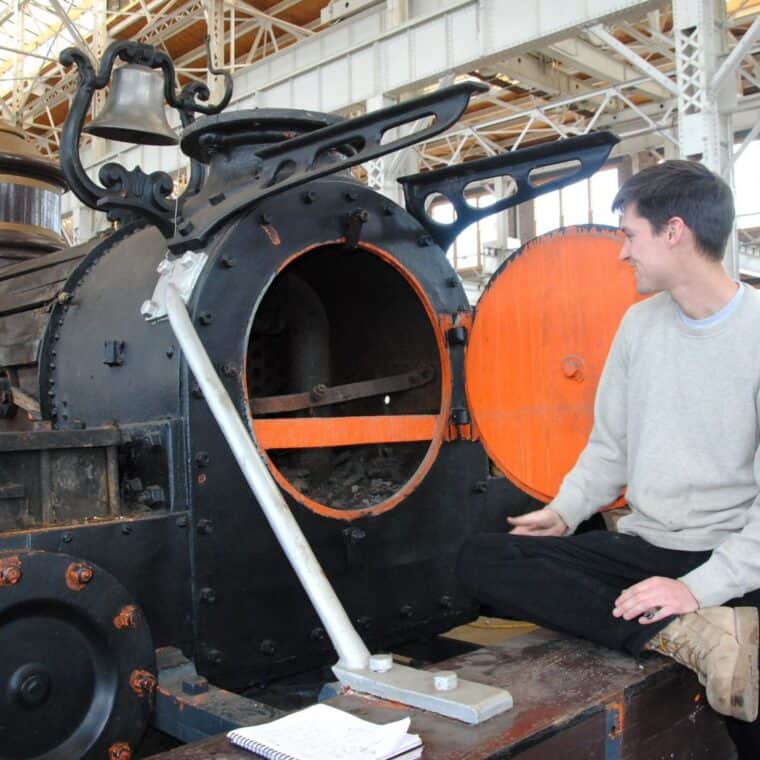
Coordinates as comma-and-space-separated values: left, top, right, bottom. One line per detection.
253, 415, 436, 449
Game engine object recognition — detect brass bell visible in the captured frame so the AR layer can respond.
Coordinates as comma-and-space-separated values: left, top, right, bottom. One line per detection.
84, 64, 178, 146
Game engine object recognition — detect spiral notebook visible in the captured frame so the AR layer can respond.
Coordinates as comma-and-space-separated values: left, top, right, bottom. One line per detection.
227, 703, 423, 760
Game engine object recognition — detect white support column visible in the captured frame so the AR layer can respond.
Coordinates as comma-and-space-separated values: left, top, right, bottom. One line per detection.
91, 0, 110, 162
673, 0, 737, 274
386, 0, 409, 27
203, 0, 227, 102
11, 0, 24, 122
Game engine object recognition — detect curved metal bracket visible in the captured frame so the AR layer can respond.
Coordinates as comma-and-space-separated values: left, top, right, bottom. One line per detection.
59, 38, 232, 232
166, 81, 488, 252
398, 131, 619, 251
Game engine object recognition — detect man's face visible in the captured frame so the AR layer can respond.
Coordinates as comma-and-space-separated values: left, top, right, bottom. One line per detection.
618, 204, 673, 294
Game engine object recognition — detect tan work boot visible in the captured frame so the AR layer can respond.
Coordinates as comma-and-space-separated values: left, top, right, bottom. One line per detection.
644, 607, 759, 722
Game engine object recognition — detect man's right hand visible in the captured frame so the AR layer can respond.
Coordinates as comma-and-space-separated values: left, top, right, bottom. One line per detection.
507, 508, 568, 536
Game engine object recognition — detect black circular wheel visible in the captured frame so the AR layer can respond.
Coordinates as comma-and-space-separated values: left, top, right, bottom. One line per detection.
0, 550, 155, 759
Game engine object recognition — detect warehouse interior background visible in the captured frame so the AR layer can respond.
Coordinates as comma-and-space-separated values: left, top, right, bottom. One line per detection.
1, 0, 758, 303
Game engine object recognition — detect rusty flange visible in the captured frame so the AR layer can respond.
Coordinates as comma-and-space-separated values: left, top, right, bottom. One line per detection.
0, 550, 155, 759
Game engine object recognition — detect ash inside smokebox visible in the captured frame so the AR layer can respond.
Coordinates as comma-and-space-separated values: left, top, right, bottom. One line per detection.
274, 443, 428, 508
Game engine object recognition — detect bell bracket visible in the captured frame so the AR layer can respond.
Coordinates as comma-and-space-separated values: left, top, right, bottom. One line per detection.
59, 38, 232, 234
398, 131, 619, 251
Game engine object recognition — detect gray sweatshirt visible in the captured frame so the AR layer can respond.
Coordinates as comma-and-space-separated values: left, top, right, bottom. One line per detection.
550, 284, 760, 607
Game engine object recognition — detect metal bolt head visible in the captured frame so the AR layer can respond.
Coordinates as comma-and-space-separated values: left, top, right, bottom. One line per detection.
207, 648, 224, 664
108, 742, 132, 760
259, 639, 276, 655
195, 451, 210, 467
259, 212, 273, 225
439, 595, 453, 610
176, 515, 189, 528
400, 604, 414, 619
76, 566, 94, 584
62, 532, 73, 544
418, 234, 433, 247
182, 676, 209, 695
180, 252, 196, 269
220, 255, 236, 268
369, 653, 393, 673
345, 191, 359, 202
197, 518, 214, 535
1, 565, 21, 585
433, 671, 458, 691
199, 587, 217, 604
198, 311, 213, 325
302, 190, 317, 204
157, 258, 172, 275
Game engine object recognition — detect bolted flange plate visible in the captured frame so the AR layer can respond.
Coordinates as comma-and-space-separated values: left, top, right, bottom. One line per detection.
0, 550, 156, 759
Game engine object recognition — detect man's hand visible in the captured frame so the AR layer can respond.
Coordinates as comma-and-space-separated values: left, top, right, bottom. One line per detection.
613, 577, 699, 624
507, 508, 568, 536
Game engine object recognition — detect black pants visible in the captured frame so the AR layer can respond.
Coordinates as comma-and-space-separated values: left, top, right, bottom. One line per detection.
457, 530, 760, 759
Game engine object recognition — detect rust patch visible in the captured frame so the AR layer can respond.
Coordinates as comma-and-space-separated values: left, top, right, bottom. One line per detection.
607, 700, 625, 738
65, 562, 94, 591
261, 224, 281, 246
129, 669, 157, 699
113, 605, 138, 630
0, 555, 22, 586
108, 742, 132, 760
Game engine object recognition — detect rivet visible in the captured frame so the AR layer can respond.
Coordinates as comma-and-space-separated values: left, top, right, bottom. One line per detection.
195, 451, 209, 467
345, 191, 359, 202
176, 515, 189, 528
302, 190, 317, 204
199, 587, 217, 604
382, 202, 395, 216
259, 212, 273, 225
220, 255, 236, 268
418, 234, 433, 247
259, 639, 276, 655
121, 524, 132, 535
199, 312, 213, 326
197, 518, 214, 535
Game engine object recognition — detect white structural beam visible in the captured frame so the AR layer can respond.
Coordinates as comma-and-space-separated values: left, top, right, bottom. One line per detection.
711, 13, 760, 93
544, 36, 670, 99
588, 23, 679, 94
234, 0, 662, 113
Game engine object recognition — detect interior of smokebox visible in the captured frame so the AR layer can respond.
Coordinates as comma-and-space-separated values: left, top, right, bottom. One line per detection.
247, 245, 443, 510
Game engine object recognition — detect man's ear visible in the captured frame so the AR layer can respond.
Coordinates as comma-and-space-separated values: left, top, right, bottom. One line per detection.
665, 216, 687, 247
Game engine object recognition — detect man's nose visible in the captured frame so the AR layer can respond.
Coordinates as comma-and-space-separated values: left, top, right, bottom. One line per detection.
619, 240, 630, 261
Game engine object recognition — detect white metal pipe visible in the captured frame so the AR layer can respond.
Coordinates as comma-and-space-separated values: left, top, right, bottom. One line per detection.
164, 284, 370, 670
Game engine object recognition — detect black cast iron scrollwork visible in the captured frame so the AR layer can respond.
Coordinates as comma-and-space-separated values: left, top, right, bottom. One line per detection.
59, 38, 233, 235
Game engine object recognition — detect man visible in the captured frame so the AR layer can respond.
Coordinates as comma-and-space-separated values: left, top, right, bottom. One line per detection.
457, 159, 760, 758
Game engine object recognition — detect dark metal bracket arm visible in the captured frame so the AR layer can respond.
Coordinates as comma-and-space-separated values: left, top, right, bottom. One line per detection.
59, 38, 232, 234
166, 81, 489, 252
398, 131, 620, 252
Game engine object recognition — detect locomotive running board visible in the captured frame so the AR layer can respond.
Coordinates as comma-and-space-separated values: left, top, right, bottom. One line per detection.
156, 280, 513, 725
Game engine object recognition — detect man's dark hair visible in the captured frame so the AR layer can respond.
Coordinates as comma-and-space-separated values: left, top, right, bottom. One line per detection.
611, 160, 734, 261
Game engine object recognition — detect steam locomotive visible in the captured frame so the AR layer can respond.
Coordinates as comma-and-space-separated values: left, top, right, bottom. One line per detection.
0, 40, 634, 758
